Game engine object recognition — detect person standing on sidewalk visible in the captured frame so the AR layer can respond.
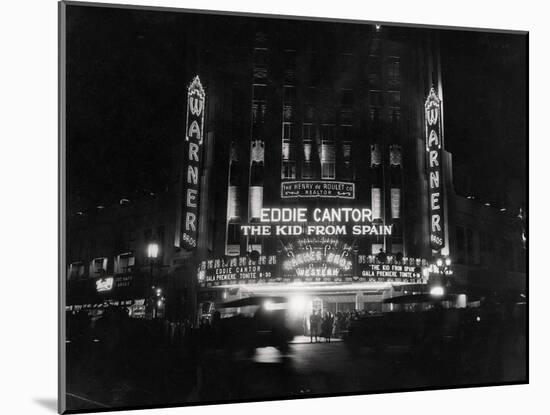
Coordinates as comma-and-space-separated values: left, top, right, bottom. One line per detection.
310, 311, 319, 343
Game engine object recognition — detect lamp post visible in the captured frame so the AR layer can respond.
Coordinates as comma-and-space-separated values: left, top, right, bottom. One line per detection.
428, 257, 451, 298
435, 256, 452, 291
147, 242, 159, 319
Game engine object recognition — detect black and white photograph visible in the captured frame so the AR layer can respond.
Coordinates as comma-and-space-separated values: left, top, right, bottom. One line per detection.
57, 1, 527, 413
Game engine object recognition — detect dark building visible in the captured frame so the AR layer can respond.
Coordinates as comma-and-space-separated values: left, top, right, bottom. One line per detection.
65, 14, 526, 321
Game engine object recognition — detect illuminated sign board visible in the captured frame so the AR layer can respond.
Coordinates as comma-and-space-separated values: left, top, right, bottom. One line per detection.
95, 275, 134, 293
425, 87, 445, 251
198, 255, 278, 287
179, 75, 206, 250
240, 208, 392, 237
281, 238, 353, 279
197, 247, 428, 287
281, 181, 355, 199
359, 263, 425, 283
96, 277, 114, 292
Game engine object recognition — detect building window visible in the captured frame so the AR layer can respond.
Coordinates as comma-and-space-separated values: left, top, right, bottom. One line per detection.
305, 87, 316, 105
282, 119, 296, 179
309, 52, 320, 84
226, 223, 241, 256
388, 91, 400, 107
390, 108, 401, 125
249, 186, 263, 220
387, 57, 400, 80
341, 139, 353, 180
253, 48, 268, 67
283, 86, 296, 105
341, 125, 352, 141
341, 161, 353, 180
253, 84, 266, 102
342, 140, 352, 160
114, 252, 135, 274
227, 185, 240, 221
89, 257, 108, 277
303, 142, 313, 162
68, 262, 85, 279
284, 50, 296, 68
282, 160, 296, 179
253, 48, 268, 81
283, 122, 294, 140
320, 124, 335, 140
371, 188, 382, 220
227, 223, 240, 245
369, 107, 381, 122
321, 161, 335, 179
391, 188, 401, 219
284, 49, 296, 84
281, 139, 293, 160
320, 125, 335, 179
302, 161, 313, 179
303, 123, 315, 140
320, 144, 335, 178
371, 144, 382, 166
302, 123, 314, 175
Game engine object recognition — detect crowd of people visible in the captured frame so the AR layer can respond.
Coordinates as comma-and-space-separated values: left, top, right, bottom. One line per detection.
306, 309, 377, 342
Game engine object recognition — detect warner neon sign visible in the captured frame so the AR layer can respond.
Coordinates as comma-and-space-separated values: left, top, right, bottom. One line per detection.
179, 75, 205, 250
425, 87, 445, 251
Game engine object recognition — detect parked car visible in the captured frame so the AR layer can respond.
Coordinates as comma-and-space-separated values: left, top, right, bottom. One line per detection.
343, 293, 480, 356
212, 296, 294, 355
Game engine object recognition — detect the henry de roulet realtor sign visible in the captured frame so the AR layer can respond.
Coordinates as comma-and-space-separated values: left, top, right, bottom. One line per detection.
281, 181, 355, 199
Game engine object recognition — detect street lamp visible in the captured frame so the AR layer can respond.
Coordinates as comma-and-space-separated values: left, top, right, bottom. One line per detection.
147, 242, 159, 318
437, 256, 452, 291
429, 257, 452, 298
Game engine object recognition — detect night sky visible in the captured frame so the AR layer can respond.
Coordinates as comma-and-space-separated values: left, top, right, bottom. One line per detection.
65, 6, 527, 214
441, 30, 527, 211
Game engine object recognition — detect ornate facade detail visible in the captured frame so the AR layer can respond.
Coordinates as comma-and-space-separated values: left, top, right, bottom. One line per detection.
250, 140, 265, 163
390, 145, 402, 166
371, 144, 382, 166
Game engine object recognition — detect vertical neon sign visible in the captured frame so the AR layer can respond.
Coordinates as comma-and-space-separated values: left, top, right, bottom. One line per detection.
425, 87, 445, 251
180, 75, 205, 250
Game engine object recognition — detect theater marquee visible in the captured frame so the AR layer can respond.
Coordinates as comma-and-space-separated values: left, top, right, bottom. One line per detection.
197, 251, 428, 287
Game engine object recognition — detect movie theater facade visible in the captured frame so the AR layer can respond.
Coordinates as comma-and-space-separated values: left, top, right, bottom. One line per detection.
176, 22, 456, 315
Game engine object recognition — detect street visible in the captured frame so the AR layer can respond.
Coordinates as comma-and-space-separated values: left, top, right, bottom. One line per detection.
66, 332, 526, 411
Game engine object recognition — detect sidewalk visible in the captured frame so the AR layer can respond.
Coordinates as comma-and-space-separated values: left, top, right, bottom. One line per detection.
291, 335, 342, 344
